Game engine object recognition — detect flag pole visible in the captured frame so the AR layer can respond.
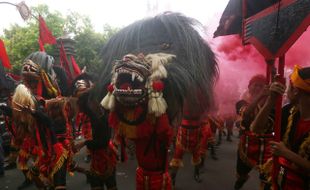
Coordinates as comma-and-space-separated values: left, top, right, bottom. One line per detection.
265, 59, 275, 84
272, 54, 285, 190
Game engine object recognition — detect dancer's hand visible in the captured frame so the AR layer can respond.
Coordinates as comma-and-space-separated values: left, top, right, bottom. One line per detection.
269, 82, 286, 99
21, 105, 35, 114
74, 141, 85, 152
270, 141, 290, 157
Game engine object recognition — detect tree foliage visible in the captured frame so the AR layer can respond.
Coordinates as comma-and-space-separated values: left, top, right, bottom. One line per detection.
1, 4, 118, 74
74, 24, 120, 73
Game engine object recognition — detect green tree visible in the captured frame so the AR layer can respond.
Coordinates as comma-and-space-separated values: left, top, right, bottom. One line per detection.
1, 4, 118, 74
74, 24, 120, 73
74, 29, 104, 73
2, 4, 65, 73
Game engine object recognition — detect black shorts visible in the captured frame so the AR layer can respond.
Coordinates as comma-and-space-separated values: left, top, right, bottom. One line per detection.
89, 170, 117, 189
53, 160, 67, 187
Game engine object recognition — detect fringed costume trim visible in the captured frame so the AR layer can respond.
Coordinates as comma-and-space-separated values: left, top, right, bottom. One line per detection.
169, 159, 184, 168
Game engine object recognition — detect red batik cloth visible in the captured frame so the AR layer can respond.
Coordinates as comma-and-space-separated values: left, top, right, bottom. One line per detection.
18, 139, 66, 178
277, 119, 310, 190
90, 140, 117, 177
239, 131, 273, 167
134, 114, 172, 171
110, 111, 173, 189
75, 112, 92, 140
136, 167, 172, 190
171, 118, 210, 166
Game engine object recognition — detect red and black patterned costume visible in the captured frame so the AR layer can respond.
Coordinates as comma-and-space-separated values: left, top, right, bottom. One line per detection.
197, 114, 223, 162
224, 115, 235, 142
45, 96, 77, 188
253, 66, 310, 190
71, 72, 118, 190
274, 105, 310, 190
77, 92, 117, 190
73, 74, 93, 163
171, 117, 207, 166
75, 111, 92, 162
1, 97, 19, 170
275, 66, 310, 190
208, 114, 224, 146
234, 75, 273, 190
75, 112, 92, 140
109, 106, 173, 190
104, 54, 174, 189
98, 12, 218, 190
200, 115, 219, 161
12, 85, 67, 189
72, 73, 94, 136
169, 104, 211, 183
9, 52, 69, 189
72, 73, 94, 141
0, 62, 19, 171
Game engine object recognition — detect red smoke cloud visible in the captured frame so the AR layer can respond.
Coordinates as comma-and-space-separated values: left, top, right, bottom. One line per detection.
207, 29, 310, 116
208, 35, 265, 116
286, 30, 310, 68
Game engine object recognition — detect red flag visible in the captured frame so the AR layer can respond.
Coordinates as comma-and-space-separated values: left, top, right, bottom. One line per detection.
59, 41, 73, 83
7, 73, 21, 81
70, 55, 81, 77
0, 39, 11, 69
39, 15, 56, 45
38, 38, 45, 52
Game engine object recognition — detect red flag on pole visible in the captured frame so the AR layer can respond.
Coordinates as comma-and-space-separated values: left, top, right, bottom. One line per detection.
0, 39, 12, 69
38, 38, 45, 52
59, 41, 73, 83
39, 15, 56, 45
70, 55, 81, 77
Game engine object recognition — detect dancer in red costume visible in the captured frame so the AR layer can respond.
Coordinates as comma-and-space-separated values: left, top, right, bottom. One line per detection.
234, 74, 274, 190
169, 104, 210, 184
44, 96, 77, 190
73, 73, 94, 163
206, 113, 223, 160
0, 65, 17, 177
252, 66, 310, 190
75, 112, 92, 162
224, 114, 235, 142
199, 114, 216, 164
72, 72, 118, 190
0, 69, 17, 172
98, 12, 218, 190
0, 52, 69, 189
103, 54, 174, 190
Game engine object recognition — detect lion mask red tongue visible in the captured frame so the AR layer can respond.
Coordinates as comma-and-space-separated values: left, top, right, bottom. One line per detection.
120, 83, 132, 90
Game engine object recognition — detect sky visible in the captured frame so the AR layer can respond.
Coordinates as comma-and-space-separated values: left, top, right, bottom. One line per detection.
0, 0, 229, 37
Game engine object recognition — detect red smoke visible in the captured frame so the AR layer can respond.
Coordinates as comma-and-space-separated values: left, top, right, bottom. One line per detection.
207, 29, 310, 116
208, 35, 265, 116
286, 30, 310, 68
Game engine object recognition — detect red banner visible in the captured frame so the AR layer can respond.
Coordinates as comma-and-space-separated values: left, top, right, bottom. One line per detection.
39, 15, 56, 45
59, 41, 73, 83
70, 55, 81, 77
0, 39, 11, 69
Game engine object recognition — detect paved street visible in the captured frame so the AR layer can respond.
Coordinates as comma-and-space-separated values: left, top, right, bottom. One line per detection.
0, 131, 260, 190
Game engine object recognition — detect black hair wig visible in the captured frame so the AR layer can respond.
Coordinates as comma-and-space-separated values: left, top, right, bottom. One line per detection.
96, 12, 218, 123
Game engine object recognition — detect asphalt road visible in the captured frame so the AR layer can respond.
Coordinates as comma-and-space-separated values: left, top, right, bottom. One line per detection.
0, 132, 260, 190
